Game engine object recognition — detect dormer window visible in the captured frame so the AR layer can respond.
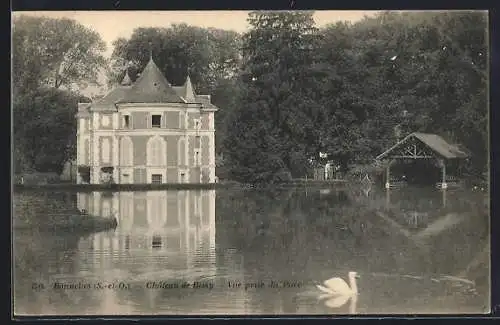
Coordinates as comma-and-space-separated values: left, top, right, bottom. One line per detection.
152, 115, 162, 128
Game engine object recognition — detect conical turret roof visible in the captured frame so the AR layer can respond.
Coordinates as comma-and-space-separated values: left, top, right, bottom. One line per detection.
120, 69, 132, 86
183, 75, 196, 102
116, 57, 184, 104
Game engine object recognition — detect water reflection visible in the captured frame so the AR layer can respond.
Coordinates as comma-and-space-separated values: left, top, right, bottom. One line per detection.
76, 190, 215, 256
15, 190, 224, 315
13, 187, 490, 315
217, 187, 489, 314
79, 190, 220, 315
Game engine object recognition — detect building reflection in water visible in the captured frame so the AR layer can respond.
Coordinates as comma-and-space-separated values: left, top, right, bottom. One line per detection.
75, 190, 217, 314
77, 190, 215, 254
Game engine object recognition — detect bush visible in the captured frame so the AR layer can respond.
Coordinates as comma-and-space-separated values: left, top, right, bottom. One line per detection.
18, 172, 60, 185
78, 165, 91, 183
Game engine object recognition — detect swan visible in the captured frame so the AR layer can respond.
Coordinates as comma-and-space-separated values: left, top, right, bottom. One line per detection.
317, 271, 359, 296
316, 272, 359, 308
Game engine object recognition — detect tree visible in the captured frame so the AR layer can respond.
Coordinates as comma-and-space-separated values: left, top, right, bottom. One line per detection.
107, 25, 241, 92
12, 15, 107, 95
206, 27, 242, 85
12, 15, 106, 174
313, 21, 371, 170
224, 11, 320, 182
224, 11, 487, 182
13, 88, 91, 174
211, 77, 242, 155
429, 11, 488, 177
313, 11, 487, 176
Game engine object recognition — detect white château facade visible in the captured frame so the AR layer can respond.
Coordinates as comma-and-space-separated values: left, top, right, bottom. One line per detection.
76, 57, 217, 184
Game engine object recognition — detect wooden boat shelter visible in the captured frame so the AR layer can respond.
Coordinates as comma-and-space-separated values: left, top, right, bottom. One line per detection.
375, 132, 469, 189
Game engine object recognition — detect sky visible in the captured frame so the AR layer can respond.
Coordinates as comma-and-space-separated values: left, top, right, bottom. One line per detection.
13, 11, 379, 57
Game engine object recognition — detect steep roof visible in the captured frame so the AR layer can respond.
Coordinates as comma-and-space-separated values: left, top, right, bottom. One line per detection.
87, 71, 134, 110
116, 57, 185, 104
412, 133, 468, 159
91, 86, 131, 110
76, 103, 91, 117
121, 69, 132, 86
376, 132, 469, 160
172, 86, 185, 98
183, 75, 196, 102
195, 95, 218, 110
172, 75, 196, 102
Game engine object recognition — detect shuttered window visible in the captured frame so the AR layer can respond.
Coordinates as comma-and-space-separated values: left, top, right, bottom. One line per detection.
120, 137, 133, 166
101, 138, 111, 164
147, 136, 166, 166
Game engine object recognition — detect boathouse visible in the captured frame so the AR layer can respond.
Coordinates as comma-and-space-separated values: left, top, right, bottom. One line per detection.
375, 132, 469, 189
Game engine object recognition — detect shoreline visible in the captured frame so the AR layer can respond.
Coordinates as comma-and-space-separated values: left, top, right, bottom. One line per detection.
13, 215, 118, 233
13, 180, 349, 192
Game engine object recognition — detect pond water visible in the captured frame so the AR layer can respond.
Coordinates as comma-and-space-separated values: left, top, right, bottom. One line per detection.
13, 186, 490, 316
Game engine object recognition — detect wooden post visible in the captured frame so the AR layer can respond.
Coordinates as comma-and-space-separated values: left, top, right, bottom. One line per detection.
385, 188, 391, 208
442, 188, 447, 208
385, 161, 391, 189
441, 160, 448, 189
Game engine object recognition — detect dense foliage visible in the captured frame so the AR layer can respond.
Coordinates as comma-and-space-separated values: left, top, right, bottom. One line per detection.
224, 11, 488, 183
223, 12, 321, 182
13, 88, 91, 173
12, 15, 106, 93
12, 15, 104, 174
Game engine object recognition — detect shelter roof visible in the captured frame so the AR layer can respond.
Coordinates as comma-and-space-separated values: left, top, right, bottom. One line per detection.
376, 132, 469, 160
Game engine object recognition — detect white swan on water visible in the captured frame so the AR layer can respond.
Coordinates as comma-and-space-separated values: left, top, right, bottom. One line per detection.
317, 271, 359, 308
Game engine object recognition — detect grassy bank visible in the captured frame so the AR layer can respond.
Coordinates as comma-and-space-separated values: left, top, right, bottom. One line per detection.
14, 183, 218, 192
13, 179, 348, 192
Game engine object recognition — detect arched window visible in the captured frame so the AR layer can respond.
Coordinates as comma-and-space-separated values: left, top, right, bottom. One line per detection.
147, 136, 166, 166
101, 138, 110, 164
120, 137, 133, 166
